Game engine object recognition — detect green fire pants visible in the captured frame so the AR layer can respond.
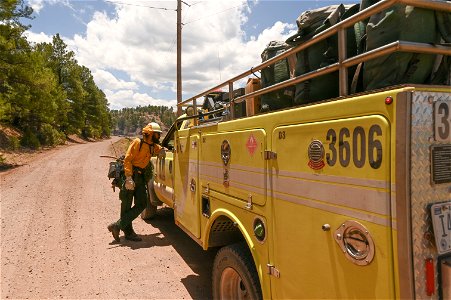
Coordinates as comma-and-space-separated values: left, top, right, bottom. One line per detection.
117, 172, 147, 234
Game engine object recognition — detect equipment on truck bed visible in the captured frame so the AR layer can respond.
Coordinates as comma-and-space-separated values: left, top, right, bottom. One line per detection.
286, 4, 359, 104
260, 41, 296, 111
361, 2, 450, 90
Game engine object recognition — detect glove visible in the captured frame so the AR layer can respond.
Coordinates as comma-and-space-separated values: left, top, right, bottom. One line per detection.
125, 176, 135, 190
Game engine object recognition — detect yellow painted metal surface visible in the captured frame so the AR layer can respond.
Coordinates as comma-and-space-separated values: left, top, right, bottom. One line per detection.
269, 115, 394, 299
165, 86, 450, 299
174, 130, 200, 238
152, 152, 175, 207
200, 129, 267, 206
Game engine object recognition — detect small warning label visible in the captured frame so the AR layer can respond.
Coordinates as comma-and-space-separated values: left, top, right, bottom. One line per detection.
246, 134, 258, 156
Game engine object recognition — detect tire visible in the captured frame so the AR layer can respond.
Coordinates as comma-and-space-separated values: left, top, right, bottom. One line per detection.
140, 180, 158, 220
212, 242, 262, 300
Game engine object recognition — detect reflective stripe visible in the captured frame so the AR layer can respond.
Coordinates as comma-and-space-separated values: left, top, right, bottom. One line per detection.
199, 161, 266, 191
199, 160, 389, 190
198, 160, 391, 225
274, 175, 390, 216
274, 191, 391, 227
276, 169, 390, 189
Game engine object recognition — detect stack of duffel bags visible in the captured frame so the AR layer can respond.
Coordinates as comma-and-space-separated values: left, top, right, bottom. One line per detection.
259, 41, 297, 112
258, 1, 450, 112
285, 3, 360, 105
356, 0, 450, 92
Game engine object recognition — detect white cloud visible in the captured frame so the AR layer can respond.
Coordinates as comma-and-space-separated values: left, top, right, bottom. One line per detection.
93, 69, 139, 90
28, 0, 73, 13
26, 0, 297, 110
24, 31, 52, 44
105, 89, 177, 111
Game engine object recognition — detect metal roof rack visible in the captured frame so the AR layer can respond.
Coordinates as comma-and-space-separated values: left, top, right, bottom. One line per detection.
177, 0, 451, 122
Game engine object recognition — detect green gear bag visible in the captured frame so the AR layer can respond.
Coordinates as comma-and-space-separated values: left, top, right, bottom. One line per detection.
362, 3, 447, 90
286, 4, 360, 105
260, 41, 295, 111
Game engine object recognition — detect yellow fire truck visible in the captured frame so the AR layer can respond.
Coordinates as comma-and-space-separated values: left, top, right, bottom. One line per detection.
142, 0, 451, 298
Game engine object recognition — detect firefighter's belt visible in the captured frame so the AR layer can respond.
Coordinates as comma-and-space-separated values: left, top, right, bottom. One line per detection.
133, 166, 145, 174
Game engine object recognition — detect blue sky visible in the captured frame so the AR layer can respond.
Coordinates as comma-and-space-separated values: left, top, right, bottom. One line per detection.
24, 0, 357, 110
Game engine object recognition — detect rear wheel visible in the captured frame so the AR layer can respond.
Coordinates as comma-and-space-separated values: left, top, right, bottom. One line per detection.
212, 242, 262, 300
140, 180, 158, 220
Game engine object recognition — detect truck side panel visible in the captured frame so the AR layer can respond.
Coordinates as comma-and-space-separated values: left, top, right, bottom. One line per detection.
174, 130, 201, 238
270, 116, 394, 299
153, 152, 175, 207
200, 129, 267, 206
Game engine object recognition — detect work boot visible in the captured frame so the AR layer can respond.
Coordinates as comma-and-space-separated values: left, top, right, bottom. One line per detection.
107, 223, 120, 242
125, 234, 142, 242
128, 229, 138, 237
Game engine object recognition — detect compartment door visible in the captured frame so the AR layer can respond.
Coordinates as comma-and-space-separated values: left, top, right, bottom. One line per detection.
200, 129, 267, 206
174, 130, 200, 238
270, 116, 394, 299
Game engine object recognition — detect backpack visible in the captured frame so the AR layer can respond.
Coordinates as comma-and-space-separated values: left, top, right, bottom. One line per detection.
358, 1, 450, 91
260, 41, 296, 111
286, 4, 360, 105
108, 155, 125, 190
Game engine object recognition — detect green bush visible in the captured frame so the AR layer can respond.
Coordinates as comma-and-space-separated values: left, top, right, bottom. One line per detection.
39, 124, 65, 146
9, 136, 20, 150
91, 128, 101, 139
82, 126, 102, 139
21, 130, 41, 149
82, 126, 93, 139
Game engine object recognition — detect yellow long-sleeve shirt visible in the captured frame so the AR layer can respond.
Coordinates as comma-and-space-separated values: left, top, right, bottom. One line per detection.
123, 138, 162, 177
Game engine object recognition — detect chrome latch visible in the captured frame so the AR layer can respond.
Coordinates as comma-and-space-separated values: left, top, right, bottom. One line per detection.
266, 264, 280, 278
204, 183, 210, 194
245, 194, 253, 210
190, 178, 196, 192
264, 150, 277, 160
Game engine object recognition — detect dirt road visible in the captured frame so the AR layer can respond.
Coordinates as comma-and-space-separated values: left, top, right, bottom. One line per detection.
1, 137, 215, 299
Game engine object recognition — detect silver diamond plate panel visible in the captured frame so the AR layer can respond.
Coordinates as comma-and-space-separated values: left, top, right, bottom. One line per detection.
410, 91, 451, 299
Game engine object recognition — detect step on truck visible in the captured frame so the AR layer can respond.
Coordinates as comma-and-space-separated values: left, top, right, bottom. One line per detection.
142, 0, 451, 298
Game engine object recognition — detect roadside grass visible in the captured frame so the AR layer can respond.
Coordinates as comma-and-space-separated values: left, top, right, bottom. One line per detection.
110, 137, 132, 157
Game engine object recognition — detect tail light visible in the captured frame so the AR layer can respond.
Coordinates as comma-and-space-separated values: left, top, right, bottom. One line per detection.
426, 258, 435, 296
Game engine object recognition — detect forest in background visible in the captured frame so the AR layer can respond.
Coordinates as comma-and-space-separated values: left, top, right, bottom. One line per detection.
0, 0, 111, 149
110, 105, 176, 136
0, 0, 176, 152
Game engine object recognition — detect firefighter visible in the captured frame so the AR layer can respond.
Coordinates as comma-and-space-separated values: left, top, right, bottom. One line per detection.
107, 122, 163, 242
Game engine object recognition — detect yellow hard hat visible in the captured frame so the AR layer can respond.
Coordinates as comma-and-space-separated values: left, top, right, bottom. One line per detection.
142, 122, 162, 135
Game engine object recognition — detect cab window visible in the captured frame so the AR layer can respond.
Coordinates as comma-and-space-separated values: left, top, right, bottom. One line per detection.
162, 124, 176, 150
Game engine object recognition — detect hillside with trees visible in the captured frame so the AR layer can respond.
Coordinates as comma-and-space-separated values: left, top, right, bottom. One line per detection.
110, 105, 176, 136
0, 0, 110, 149
0, 0, 176, 152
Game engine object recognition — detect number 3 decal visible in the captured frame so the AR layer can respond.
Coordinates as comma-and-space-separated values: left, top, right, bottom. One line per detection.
435, 101, 450, 142
326, 125, 383, 169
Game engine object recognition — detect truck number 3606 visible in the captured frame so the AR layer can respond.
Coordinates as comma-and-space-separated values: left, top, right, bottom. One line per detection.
325, 125, 383, 169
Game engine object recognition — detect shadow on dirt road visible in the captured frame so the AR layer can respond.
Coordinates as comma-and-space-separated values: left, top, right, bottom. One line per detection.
144, 207, 218, 300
